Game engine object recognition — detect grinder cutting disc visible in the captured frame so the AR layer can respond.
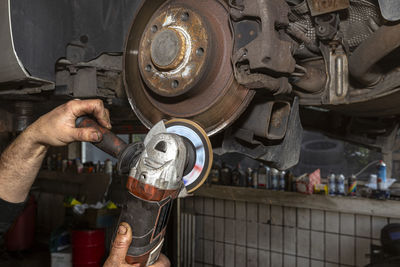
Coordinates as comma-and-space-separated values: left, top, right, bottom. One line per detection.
165, 119, 212, 193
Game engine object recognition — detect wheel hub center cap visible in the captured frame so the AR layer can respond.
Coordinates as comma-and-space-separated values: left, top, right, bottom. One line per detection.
151, 29, 185, 70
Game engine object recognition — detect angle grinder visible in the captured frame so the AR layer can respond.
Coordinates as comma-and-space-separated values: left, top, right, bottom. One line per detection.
76, 116, 212, 266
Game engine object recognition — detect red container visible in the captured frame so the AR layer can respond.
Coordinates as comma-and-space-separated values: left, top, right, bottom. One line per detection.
72, 229, 105, 267
5, 195, 36, 251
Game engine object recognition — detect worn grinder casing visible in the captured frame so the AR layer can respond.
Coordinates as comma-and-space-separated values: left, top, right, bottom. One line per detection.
116, 120, 212, 266
76, 116, 212, 266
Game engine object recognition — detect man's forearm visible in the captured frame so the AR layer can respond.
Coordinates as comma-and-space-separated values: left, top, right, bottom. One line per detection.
0, 126, 47, 203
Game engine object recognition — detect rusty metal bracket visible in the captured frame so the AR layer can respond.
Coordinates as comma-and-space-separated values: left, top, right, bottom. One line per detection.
229, 0, 296, 94
55, 53, 124, 99
234, 99, 291, 142
221, 97, 303, 170
306, 0, 350, 16
320, 42, 349, 104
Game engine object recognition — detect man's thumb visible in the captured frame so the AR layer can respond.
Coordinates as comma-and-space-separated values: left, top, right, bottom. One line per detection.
108, 222, 132, 263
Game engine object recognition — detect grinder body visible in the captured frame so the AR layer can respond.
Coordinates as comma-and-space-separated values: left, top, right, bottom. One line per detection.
120, 130, 187, 266
76, 117, 211, 266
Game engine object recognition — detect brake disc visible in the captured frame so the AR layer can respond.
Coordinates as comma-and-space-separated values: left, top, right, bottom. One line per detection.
123, 0, 254, 136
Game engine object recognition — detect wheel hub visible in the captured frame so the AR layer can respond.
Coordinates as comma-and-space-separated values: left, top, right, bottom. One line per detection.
138, 6, 209, 97
124, 0, 255, 135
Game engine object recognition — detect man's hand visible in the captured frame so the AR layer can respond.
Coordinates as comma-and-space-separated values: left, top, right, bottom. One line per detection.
27, 99, 111, 146
0, 99, 111, 203
104, 222, 170, 267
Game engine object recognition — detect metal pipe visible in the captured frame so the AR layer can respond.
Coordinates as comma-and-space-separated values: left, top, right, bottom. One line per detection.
291, 62, 327, 93
349, 23, 400, 87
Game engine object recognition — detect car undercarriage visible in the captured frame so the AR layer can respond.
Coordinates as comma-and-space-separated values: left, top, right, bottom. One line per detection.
1, 0, 400, 171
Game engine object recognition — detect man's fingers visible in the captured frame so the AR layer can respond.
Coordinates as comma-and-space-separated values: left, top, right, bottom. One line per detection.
108, 222, 133, 263
67, 99, 112, 129
71, 127, 102, 142
104, 108, 111, 129
149, 254, 171, 267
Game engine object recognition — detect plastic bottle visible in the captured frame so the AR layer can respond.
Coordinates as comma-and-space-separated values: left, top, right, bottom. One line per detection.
279, 171, 286, 191
328, 173, 336, 196
257, 163, 267, 188
336, 174, 345, 196
271, 168, 279, 190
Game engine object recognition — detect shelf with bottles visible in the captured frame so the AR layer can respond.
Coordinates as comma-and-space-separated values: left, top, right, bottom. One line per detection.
207, 160, 294, 192
41, 152, 117, 176
206, 157, 400, 202
194, 183, 400, 219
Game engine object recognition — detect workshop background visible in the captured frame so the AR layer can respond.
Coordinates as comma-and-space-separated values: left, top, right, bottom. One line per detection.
2, 0, 400, 266
0, 130, 399, 267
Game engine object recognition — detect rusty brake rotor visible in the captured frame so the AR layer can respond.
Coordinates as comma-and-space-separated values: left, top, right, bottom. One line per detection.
123, 0, 255, 135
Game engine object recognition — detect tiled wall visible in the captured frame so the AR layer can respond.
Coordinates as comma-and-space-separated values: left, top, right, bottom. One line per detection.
181, 196, 400, 267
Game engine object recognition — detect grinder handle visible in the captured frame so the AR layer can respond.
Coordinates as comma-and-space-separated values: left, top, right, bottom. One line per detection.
76, 116, 128, 159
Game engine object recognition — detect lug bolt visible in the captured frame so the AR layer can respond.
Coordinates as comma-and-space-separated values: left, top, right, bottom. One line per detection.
171, 80, 179, 88
181, 12, 189, 21
196, 47, 204, 57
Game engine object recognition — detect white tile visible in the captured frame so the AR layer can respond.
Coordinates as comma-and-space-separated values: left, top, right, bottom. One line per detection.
235, 220, 246, 246
203, 240, 214, 264
195, 197, 204, 214
247, 222, 258, 248
247, 202, 258, 222
297, 229, 310, 257
214, 242, 224, 266
284, 227, 296, 255
204, 198, 214, 216
271, 205, 283, 225
196, 215, 204, 238
235, 246, 246, 267
215, 217, 224, 242
235, 201, 246, 220
259, 223, 270, 250
297, 257, 310, 267
283, 254, 296, 267
271, 252, 283, 267
325, 233, 339, 263
356, 237, 370, 267
284, 207, 296, 227
340, 213, 355, 235
195, 239, 203, 262
271, 225, 283, 252
224, 243, 235, 267
204, 216, 214, 240
311, 260, 324, 267
259, 249, 270, 267
311, 231, 324, 260
224, 200, 235, 218
356, 215, 371, 238
340, 235, 355, 265
298, 208, 310, 229
372, 216, 388, 239
247, 247, 258, 267
326, 211, 339, 233
184, 197, 194, 211
325, 263, 339, 267
311, 209, 324, 231
224, 218, 235, 244
259, 204, 271, 224
214, 199, 224, 217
